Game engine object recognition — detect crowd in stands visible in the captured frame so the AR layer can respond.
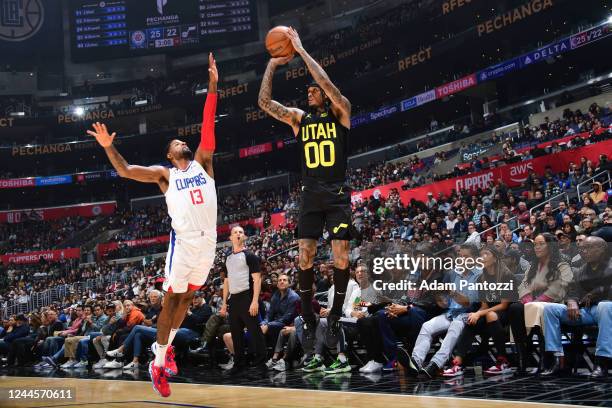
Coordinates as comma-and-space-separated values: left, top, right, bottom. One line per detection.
220, 189, 288, 224
0, 215, 94, 254
1, 145, 610, 379
1, 100, 611, 380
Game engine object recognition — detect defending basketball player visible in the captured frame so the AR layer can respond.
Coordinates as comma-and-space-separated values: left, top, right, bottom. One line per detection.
87, 53, 219, 397
258, 28, 352, 339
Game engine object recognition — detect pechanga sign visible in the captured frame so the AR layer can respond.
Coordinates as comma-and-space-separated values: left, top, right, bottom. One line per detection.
477, 0, 554, 37
57, 104, 162, 124
12, 143, 73, 157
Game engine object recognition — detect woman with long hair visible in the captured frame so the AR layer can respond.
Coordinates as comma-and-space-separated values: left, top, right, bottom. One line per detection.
442, 246, 516, 377
508, 233, 573, 374
479, 216, 496, 242
562, 221, 577, 238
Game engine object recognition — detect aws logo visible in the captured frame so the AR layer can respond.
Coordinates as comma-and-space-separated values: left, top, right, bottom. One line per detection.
509, 162, 534, 183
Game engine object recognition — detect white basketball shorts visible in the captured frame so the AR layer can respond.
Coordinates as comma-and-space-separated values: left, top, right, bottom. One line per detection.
163, 230, 216, 293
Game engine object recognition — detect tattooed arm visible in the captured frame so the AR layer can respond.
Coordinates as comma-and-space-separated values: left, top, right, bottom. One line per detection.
258, 58, 304, 135
286, 27, 351, 128
87, 122, 169, 192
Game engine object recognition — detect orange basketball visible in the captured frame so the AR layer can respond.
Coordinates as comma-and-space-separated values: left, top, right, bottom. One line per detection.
265, 26, 294, 58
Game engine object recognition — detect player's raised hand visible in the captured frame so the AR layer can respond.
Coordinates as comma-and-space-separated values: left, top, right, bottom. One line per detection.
86, 122, 116, 147
208, 52, 218, 84
287, 27, 304, 53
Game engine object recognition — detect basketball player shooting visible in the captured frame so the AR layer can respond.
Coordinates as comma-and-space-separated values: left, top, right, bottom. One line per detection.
258, 27, 352, 339
87, 53, 219, 398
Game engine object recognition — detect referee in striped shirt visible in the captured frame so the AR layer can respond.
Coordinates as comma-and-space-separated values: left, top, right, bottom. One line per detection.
222, 226, 266, 375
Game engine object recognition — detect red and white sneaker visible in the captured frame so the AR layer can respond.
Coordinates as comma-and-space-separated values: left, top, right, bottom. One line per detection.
165, 345, 178, 377
149, 361, 171, 398
152, 343, 178, 377
442, 361, 464, 377
485, 357, 513, 376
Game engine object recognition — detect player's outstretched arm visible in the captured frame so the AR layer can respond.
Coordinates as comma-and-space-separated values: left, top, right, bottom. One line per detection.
287, 27, 351, 127
87, 122, 169, 189
258, 57, 303, 135
194, 52, 218, 178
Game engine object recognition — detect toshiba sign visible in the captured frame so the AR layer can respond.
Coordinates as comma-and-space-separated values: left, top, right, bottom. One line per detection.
435, 74, 477, 98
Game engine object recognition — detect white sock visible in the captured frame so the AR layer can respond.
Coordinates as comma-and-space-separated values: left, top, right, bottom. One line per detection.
338, 354, 347, 363
154, 343, 168, 367
167, 328, 178, 346
314, 354, 322, 361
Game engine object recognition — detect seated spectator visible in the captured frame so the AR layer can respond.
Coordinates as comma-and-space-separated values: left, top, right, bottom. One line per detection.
70, 303, 109, 367
260, 274, 299, 347
0, 314, 30, 363
44, 305, 96, 369
399, 244, 482, 378
6, 313, 42, 366
301, 274, 359, 374
589, 182, 608, 207
92, 302, 123, 369
465, 222, 481, 245
373, 245, 444, 373
41, 305, 84, 368
443, 246, 516, 377
508, 233, 573, 373
32, 310, 65, 368
541, 236, 611, 378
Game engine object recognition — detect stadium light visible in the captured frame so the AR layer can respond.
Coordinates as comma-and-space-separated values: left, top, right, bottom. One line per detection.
134, 99, 148, 106
195, 88, 208, 95
74, 106, 85, 116
608, 15, 612, 24
9, 111, 25, 117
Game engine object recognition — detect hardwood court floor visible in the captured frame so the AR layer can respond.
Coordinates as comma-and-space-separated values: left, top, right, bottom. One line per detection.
1, 376, 602, 408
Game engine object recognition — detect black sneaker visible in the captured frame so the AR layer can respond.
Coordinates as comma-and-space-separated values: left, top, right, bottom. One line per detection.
418, 362, 440, 379
327, 314, 341, 337
226, 365, 247, 377
397, 347, 420, 376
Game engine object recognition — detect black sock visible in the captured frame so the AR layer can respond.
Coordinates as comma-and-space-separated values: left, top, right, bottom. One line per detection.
330, 267, 350, 317
298, 267, 314, 319
485, 320, 506, 358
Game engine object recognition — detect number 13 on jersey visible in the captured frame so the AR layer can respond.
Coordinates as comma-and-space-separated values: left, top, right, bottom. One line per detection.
189, 189, 204, 205
304, 140, 336, 169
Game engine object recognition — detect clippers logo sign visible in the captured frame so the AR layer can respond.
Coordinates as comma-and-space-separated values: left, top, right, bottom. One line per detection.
508, 161, 534, 183
455, 172, 494, 192
0, 0, 43, 41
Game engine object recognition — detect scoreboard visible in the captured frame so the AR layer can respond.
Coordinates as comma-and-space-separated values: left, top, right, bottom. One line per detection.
70, 0, 258, 61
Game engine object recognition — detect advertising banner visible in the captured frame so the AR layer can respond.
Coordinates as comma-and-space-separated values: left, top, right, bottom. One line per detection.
0, 201, 117, 223
239, 142, 273, 158
97, 235, 171, 258
35, 175, 73, 186
519, 38, 571, 67
435, 74, 477, 98
477, 57, 520, 82
0, 178, 36, 189
1, 248, 81, 265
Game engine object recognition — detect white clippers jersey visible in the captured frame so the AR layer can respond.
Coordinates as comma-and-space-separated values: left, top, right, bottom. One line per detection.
165, 160, 217, 238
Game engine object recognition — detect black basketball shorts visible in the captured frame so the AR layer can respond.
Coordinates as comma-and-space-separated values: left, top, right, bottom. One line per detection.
296, 182, 352, 241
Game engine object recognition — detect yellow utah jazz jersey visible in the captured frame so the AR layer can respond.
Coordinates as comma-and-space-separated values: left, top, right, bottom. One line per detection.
298, 110, 349, 184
